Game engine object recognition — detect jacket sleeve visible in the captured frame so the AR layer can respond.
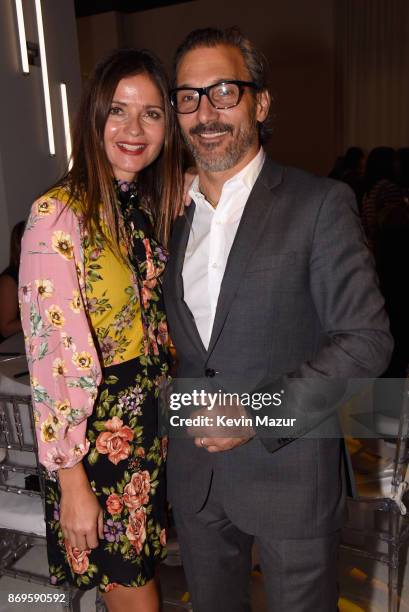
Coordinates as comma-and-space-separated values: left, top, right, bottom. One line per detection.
257, 181, 393, 452
18, 195, 102, 475
302, 181, 392, 378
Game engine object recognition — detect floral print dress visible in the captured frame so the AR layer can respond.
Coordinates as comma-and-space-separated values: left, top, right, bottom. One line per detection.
19, 181, 170, 592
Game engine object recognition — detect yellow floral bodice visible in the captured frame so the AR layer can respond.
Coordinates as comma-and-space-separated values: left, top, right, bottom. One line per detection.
82, 220, 144, 367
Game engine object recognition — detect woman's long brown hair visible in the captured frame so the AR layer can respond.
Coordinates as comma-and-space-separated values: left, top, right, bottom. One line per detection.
61, 48, 183, 249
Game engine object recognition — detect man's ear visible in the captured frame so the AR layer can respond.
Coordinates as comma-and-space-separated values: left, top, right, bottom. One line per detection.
255, 89, 271, 123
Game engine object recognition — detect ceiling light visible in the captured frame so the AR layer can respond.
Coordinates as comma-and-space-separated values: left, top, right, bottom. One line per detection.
14, 0, 29, 74
34, 0, 55, 155
60, 83, 72, 169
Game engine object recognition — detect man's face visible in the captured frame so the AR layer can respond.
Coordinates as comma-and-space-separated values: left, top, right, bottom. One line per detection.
175, 44, 270, 173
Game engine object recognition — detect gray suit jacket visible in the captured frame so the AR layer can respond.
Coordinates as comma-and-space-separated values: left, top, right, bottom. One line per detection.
163, 157, 393, 538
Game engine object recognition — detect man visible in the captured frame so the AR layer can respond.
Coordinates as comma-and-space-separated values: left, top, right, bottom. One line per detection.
162, 27, 392, 611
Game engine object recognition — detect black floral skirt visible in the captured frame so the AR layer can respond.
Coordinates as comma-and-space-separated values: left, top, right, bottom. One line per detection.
45, 357, 167, 592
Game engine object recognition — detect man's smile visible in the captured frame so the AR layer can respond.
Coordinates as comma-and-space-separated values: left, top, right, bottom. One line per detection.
198, 131, 229, 140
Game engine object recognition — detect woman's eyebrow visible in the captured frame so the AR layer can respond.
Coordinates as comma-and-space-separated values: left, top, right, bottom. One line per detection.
111, 100, 164, 110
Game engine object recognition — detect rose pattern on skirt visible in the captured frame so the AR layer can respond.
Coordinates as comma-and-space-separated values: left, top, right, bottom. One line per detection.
95, 416, 134, 465
126, 507, 147, 555
123, 470, 151, 510
64, 541, 91, 575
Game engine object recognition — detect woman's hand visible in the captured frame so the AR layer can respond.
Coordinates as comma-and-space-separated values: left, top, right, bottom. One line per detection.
174, 167, 197, 218
58, 462, 104, 551
183, 167, 197, 205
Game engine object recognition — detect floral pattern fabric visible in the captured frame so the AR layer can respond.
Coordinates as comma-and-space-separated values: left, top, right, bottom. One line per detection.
19, 183, 170, 589
46, 358, 167, 590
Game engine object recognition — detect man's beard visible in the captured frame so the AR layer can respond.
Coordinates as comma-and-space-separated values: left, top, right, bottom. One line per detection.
182, 113, 259, 172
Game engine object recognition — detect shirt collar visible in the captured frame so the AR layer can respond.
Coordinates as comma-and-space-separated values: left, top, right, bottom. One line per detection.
189, 147, 265, 205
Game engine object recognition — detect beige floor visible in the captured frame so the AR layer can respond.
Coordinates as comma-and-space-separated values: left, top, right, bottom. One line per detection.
0, 541, 408, 611
1, 438, 408, 611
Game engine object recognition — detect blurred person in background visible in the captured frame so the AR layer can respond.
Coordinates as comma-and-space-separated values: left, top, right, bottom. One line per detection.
397, 147, 409, 192
328, 154, 345, 180
375, 147, 409, 379
339, 146, 366, 208
0, 220, 25, 341
361, 146, 401, 252
329, 146, 366, 207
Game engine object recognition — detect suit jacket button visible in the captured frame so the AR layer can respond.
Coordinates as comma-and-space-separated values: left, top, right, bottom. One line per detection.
205, 368, 216, 377
278, 437, 293, 444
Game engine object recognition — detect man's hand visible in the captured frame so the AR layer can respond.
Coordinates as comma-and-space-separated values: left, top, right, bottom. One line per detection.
194, 434, 254, 452
187, 396, 255, 452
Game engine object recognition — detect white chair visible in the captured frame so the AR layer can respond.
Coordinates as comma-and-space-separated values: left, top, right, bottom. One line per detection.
0, 393, 84, 611
341, 378, 409, 612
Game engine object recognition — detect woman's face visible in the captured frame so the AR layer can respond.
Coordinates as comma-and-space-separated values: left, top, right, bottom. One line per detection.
104, 73, 166, 182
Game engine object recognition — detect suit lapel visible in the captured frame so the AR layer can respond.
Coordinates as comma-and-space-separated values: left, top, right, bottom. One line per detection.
171, 203, 194, 301
206, 159, 284, 357
170, 203, 207, 356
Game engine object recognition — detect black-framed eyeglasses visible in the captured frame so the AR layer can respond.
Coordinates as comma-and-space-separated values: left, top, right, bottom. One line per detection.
170, 80, 260, 114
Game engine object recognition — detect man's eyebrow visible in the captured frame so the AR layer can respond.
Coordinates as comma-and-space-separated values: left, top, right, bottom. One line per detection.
176, 79, 237, 89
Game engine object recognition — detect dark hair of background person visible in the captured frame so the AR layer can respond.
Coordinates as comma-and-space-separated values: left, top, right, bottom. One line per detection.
398, 147, 409, 189
9, 220, 25, 270
0, 220, 25, 340
343, 146, 365, 174
328, 147, 366, 208
364, 146, 396, 194
328, 146, 364, 179
328, 155, 344, 180
59, 48, 184, 249
173, 26, 272, 144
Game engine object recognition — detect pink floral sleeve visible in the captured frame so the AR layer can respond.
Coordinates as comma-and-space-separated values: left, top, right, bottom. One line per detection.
18, 194, 102, 476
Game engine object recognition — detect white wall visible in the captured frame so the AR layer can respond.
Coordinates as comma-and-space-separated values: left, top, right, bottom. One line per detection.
76, 11, 123, 79
76, 0, 337, 177
126, 0, 337, 176
0, 0, 81, 269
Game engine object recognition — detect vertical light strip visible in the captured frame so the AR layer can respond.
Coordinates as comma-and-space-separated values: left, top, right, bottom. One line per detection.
60, 83, 72, 169
15, 0, 29, 73
34, 0, 55, 155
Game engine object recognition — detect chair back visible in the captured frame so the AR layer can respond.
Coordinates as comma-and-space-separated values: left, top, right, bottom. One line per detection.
390, 377, 409, 504
0, 394, 45, 500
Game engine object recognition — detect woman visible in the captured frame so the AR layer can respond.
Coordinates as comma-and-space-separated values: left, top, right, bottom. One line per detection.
19, 49, 183, 611
0, 220, 25, 340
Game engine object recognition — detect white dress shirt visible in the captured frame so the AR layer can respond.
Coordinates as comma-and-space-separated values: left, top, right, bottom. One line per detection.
182, 148, 266, 349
